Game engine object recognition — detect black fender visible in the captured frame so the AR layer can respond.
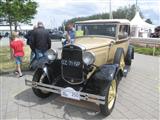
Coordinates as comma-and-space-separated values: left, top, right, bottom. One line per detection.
126, 45, 134, 59
131, 46, 134, 59
92, 64, 122, 89
125, 45, 134, 66
36, 59, 61, 84
30, 57, 48, 70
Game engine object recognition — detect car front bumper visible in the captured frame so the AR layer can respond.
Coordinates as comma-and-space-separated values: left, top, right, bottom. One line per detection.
25, 79, 105, 105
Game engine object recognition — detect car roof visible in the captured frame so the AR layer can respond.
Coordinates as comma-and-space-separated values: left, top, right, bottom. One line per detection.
75, 19, 130, 24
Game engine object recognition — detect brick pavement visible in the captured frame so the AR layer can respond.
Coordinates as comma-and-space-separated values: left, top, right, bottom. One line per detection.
0, 51, 159, 120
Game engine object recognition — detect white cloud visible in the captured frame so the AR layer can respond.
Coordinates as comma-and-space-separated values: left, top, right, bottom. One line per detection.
33, 0, 160, 28
37, 0, 72, 9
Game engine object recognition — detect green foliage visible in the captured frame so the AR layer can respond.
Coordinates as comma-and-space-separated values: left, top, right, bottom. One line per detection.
65, 4, 148, 25
145, 19, 152, 24
65, 13, 110, 24
0, 46, 30, 72
134, 46, 160, 56
0, 0, 38, 28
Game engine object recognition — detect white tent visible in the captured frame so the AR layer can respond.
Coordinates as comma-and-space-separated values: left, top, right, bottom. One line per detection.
130, 11, 155, 38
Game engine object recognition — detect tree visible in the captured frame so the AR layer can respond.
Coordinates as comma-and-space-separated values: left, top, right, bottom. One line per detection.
65, 4, 145, 25
0, 0, 38, 59
0, 0, 38, 32
145, 19, 152, 24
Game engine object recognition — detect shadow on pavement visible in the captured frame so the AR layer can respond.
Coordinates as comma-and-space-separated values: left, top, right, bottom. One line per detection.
14, 88, 58, 107
14, 88, 106, 119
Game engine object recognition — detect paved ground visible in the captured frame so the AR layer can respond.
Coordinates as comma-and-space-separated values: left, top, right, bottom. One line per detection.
0, 46, 160, 119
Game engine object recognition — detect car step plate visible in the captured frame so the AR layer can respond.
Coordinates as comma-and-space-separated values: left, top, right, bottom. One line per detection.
61, 87, 80, 100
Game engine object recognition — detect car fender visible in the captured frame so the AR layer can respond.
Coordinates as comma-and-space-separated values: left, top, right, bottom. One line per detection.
94, 64, 119, 81
30, 57, 48, 70
92, 64, 121, 89
36, 59, 61, 84
127, 45, 134, 59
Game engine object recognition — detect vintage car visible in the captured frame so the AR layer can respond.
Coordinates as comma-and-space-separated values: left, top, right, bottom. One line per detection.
25, 19, 134, 116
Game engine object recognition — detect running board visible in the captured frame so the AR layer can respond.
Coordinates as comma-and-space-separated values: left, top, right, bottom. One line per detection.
123, 65, 130, 77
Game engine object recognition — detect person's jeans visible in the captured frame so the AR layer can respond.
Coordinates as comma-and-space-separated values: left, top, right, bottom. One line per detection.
30, 51, 35, 63
35, 49, 47, 60
70, 39, 75, 44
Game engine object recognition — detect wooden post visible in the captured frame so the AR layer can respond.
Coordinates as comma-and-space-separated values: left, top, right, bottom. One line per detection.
9, 16, 14, 60
153, 44, 156, 56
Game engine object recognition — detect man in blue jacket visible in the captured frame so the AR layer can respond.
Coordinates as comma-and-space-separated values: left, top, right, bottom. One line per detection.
66, 22, 75, 45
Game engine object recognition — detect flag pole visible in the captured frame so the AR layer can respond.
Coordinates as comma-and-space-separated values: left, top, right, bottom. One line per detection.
109, 0, 113, 19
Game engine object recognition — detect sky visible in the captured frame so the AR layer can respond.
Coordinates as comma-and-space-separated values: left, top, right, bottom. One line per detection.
32, 0, 160, 28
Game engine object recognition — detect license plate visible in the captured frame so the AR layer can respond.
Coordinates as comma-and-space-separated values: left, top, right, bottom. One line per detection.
61, 87, 80, 100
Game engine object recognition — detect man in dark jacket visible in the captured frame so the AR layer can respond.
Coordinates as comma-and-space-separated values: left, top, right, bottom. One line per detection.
31, 22, 51, 60
25, 26, 36, 46
25, 26, 36, 63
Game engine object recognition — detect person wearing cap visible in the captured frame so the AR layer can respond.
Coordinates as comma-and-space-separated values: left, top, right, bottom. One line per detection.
31, 22, 51, 60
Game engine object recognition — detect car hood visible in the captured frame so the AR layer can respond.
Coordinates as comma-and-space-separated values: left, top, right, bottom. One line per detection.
74, 36, 114, 50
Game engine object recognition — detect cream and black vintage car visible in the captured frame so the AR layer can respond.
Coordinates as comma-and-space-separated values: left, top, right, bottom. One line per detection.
25, 19, 134, 116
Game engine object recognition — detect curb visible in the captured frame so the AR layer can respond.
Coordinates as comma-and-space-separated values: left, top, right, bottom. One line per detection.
0, 69, 31, 76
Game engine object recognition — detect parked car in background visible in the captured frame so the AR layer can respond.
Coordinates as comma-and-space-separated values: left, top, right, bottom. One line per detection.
49, 30, 64, 40
150, 26, 160, 38
0, 34, 2, 40
25, 19, 134, 116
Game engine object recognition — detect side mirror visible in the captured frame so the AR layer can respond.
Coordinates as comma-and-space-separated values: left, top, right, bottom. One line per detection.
118, 32, 128, 39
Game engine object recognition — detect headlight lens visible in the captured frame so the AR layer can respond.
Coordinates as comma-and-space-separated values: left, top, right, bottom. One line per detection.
46, 49, 58, 61
83, 52, 95, 65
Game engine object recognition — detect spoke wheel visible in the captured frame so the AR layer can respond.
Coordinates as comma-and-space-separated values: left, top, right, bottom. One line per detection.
108, 79, 116, 109
120, 54, 125, 71
100, 79, 117, 116
114, 48, 125, 71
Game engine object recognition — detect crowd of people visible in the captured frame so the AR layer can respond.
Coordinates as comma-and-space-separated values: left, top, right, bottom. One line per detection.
10, 21, 75, 77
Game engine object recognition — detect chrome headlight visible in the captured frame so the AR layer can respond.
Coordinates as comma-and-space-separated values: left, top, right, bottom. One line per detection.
83, 52, 95, 65
46, 49, 58, 61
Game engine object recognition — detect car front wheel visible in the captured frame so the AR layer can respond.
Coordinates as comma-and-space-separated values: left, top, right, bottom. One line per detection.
99, 79, 117, 116
32, 68, 52, 98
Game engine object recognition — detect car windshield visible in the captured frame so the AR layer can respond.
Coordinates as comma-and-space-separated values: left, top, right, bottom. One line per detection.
76, 24, 117, 37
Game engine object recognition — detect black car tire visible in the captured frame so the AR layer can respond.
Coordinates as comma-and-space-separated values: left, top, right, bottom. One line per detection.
99, 79, 117, 116
32, 69, 52, 98
125, 46, 134, 66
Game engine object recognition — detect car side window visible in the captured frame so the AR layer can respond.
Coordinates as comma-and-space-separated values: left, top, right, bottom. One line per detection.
119, 25, 130, 39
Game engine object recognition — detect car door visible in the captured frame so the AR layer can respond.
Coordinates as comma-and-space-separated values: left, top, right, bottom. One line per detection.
108, 24, 130, 63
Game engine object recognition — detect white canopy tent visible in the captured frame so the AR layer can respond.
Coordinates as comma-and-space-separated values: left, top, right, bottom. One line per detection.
130, 11, 155, 38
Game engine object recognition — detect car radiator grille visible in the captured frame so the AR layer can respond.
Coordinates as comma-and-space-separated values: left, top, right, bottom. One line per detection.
61, 45, 84, 84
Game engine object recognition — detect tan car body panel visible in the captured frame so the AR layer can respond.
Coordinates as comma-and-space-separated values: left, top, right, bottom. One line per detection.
74, 36, 129, 67
75, 36, 112, 66
107, 39, 129, 63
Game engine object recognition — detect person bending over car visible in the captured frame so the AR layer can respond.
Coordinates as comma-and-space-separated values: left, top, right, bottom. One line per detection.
65, 22, 75, 45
